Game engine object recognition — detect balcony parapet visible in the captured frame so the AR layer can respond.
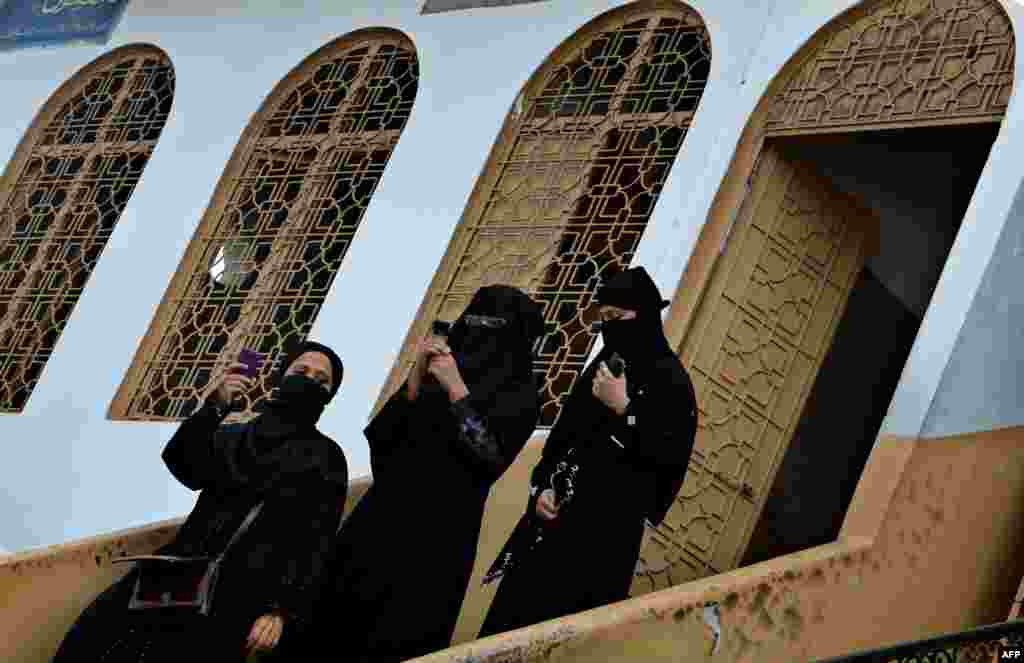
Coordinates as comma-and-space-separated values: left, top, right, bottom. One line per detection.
0, 477, 370, 663
6, 427, 1024, 663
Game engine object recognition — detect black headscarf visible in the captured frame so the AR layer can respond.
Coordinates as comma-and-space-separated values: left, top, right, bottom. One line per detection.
595, 266, 673, 368
220, 340, 347, 493
422, 285, 544, 430
450, 285, 543, 402
370, 285, 544, 481
269, 340, 345, 408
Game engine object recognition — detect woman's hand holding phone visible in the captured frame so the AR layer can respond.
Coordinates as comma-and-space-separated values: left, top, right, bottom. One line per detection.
214, 362, 254, 407
407, 323, 452, 402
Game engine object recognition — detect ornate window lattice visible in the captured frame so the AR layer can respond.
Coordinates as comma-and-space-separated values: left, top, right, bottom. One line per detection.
0, 45, 175, 414
379, 1, 710, 428
765, 0, 1014, 135
109, 30, 418, 421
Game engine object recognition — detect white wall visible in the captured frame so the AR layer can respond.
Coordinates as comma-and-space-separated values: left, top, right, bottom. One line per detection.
1, 0, 1021, 552
0, 0, 775, 552
922, 173, 1024, 437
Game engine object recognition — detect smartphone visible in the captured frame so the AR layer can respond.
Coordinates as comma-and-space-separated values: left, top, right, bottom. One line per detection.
431, 320, 451, 338
237, 348, 267, 378
607, 352, 626, 378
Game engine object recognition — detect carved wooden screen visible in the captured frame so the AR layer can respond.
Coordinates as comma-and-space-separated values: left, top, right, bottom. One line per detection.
632, 0, 1014, 595
0, 45, 174, 414
109, 30, 418, 421
377, 1, 710, 428
764, 0, 1013, 135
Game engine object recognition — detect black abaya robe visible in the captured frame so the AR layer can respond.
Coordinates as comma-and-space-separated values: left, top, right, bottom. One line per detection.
53, 342, 349, 663
479, 337, 697, 637
305, 285, 543, 663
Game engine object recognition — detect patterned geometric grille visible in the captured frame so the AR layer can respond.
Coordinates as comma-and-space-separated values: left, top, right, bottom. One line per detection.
634, 148, 875, 594
389, 3, 710, 428
0, 47, 174, 414
632, 0, 1015, 597
765, 0, 1014, 134
111, 33, 418, 421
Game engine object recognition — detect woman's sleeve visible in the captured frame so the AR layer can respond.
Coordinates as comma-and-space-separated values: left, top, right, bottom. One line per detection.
161, 397, 231, 491
264, 470, 348, 631
448, 398, 520, 481
609, 360, 698, 525
607, 361, 697, 469
362, 384, 415, 478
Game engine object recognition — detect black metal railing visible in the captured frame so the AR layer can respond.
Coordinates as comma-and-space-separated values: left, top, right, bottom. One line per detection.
815, 619, 1024, 662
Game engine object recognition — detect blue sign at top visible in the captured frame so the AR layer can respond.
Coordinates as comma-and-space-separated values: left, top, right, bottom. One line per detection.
0, 0, 131, 53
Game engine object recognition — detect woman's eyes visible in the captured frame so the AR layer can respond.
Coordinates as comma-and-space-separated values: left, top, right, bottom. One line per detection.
464, 314, 506, 328
295, 368, 329, 387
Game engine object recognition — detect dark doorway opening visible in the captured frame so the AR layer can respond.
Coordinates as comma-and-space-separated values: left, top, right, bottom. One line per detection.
742, 123, 999, 565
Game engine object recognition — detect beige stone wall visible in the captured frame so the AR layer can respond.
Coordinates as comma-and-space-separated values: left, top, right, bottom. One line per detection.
411, 427, 1024, 662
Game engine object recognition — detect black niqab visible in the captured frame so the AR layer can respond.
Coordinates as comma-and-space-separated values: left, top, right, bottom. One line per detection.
595, 266, 673, 368
396, 285, 543, 455
219, 340, 347, 493
447, 285, 544, 424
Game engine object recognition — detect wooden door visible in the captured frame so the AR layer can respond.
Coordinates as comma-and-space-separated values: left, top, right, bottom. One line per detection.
632, 142, 879, 594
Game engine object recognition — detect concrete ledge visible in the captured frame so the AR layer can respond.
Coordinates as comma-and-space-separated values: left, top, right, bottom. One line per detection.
411, 426, 1024, 662
6, 427, 1024, 663
417, 539, 872, 663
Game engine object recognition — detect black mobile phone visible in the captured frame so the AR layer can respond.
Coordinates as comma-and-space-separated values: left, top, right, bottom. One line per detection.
607, 352, 626, 378
431, 320, 451, 337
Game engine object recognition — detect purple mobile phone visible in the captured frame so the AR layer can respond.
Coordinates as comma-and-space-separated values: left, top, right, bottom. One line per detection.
237, 349, 266, 378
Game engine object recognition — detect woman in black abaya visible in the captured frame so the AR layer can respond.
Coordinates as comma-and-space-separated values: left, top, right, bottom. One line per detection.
52, 341, 349, 662
478, 267, 698, 638
309, 285, 543, 663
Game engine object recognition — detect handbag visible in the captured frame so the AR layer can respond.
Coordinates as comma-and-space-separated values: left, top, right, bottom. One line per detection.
112, 502, 264, 615
482, 452, 579, 585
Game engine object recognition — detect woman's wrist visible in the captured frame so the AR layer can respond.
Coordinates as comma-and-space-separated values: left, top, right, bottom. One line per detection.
407, 363, 425, 401
447, 382, 470, 403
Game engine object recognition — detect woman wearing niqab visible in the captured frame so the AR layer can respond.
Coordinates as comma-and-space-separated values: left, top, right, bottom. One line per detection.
303, 285, 544, 663
52, 341, 349, 662
478, 267, 698, 637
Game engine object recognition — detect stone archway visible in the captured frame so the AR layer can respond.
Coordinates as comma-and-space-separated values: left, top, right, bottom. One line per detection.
635, 0, 1015, 595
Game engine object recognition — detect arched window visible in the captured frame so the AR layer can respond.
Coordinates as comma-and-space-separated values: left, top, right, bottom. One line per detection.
109, 29, 419, 421
764, 0, 1013, 133
375, 1, 710, 427
0, 44, 175, 414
